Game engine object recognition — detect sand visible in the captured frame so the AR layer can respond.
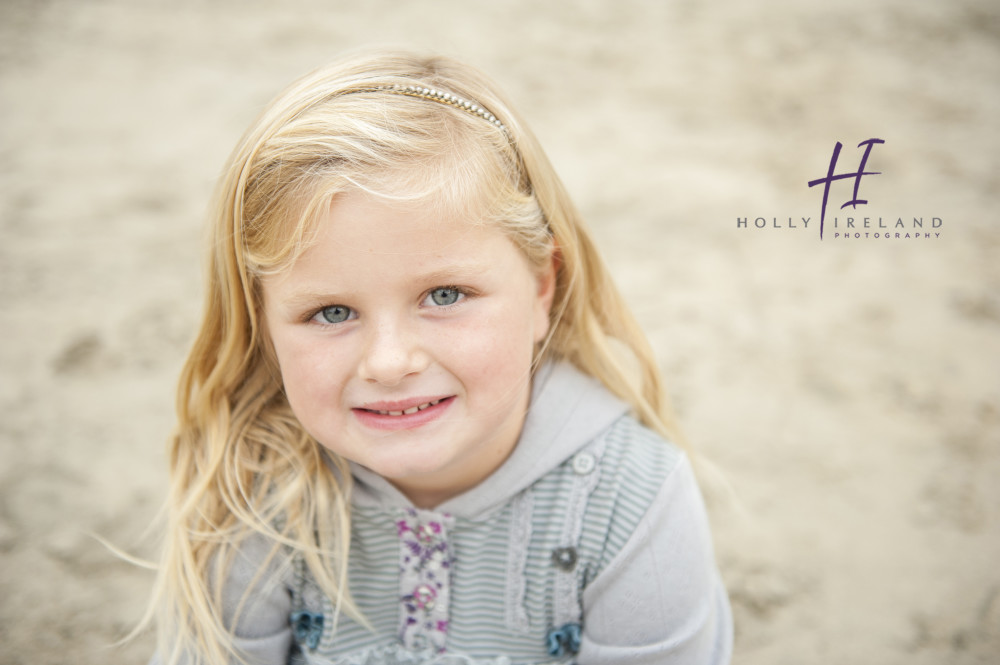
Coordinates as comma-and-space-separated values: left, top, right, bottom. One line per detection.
1, 0, 998, 663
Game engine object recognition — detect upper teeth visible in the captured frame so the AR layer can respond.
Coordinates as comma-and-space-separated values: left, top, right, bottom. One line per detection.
373, 398, 444, 416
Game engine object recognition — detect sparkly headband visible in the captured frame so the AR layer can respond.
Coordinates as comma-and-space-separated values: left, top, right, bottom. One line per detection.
355, 83, 508, 133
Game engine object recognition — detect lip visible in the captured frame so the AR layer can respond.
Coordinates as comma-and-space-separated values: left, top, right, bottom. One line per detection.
352, 395, 455, 431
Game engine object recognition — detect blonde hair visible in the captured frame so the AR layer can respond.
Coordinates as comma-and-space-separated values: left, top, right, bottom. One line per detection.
148, 47, 684, 664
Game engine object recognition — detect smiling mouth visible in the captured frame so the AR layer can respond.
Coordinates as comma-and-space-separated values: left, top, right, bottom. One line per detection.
353, 396, 454, 431
362, 398, 447, 417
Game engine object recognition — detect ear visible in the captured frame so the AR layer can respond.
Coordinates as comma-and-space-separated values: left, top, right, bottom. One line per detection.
532, 241, 559, 344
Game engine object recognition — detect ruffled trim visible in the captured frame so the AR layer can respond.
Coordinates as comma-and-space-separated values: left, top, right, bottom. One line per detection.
330, 643, 514, 665
504, 490, 533, 631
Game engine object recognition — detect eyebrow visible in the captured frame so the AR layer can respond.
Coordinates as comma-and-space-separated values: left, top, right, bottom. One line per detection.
276, 260, 491, 310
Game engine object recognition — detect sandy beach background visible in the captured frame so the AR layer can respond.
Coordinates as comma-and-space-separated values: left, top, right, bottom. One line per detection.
1, 0, 998, 663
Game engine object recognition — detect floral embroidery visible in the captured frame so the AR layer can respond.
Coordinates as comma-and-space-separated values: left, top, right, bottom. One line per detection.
397, 508, 455, 653
412, 583, 437, 609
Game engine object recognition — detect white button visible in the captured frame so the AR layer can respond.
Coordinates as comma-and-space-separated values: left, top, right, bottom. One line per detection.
572, 452, 596, 475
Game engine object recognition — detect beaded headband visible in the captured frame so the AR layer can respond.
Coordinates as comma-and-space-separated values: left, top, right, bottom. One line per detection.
355, 83, 508, 134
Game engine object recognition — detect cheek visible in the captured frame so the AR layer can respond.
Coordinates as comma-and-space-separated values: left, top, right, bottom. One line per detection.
434, 300, 538, 388
269, 330, 350, 408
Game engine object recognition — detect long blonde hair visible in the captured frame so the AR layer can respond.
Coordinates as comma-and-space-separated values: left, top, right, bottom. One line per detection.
148, 47, 683, 664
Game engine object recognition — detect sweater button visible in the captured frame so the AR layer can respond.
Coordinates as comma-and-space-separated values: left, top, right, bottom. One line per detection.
572, 452, 596, 475
552, 547, 578, 571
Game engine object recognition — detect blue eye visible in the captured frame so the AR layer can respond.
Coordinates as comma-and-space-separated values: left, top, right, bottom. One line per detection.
427, 287, 463, 306
315, 305, 353, 324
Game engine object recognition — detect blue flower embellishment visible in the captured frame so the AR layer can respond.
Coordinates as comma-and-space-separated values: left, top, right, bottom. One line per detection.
291, 610, 324, 650
545, 622, 582, 657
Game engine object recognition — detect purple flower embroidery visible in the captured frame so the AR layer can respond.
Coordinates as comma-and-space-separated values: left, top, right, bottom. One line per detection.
412, 584, 437, 609
396, 510, 454, 653
417, 522, 441, 543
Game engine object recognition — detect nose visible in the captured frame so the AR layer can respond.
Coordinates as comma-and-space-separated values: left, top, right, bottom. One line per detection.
358, 316, 430, 386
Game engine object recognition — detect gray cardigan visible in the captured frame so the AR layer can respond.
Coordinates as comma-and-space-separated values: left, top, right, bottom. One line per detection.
157, 362, 733, 664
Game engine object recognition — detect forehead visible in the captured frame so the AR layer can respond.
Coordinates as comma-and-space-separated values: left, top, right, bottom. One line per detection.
317, 190, 481, 252
264, 190, 529, 294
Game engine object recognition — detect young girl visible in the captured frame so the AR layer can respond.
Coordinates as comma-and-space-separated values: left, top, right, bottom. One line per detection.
148, 48, 732, 665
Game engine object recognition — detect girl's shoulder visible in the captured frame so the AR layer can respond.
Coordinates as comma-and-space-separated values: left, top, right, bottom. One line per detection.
542, 411, 686, 513
586, 414, 690, 564
592, 414, 686, 491
530, 412, 692, 579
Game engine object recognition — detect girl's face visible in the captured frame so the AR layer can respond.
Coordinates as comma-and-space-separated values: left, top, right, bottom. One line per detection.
262, 190, 555, 508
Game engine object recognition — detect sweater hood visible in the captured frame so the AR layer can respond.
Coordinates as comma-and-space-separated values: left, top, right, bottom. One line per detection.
349, 361, 630, 519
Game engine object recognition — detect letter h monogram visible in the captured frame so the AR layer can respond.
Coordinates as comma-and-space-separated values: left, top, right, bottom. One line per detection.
808, 138, 884, 240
